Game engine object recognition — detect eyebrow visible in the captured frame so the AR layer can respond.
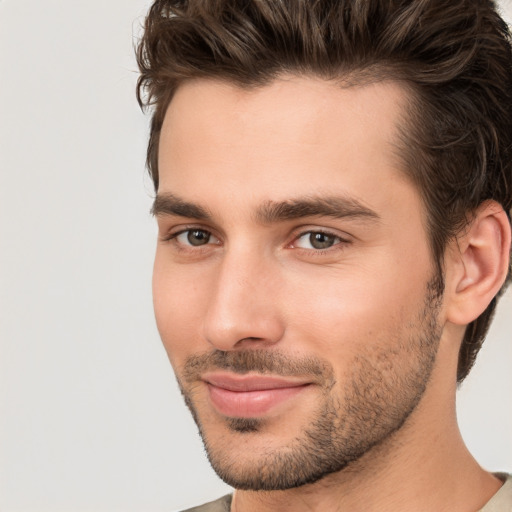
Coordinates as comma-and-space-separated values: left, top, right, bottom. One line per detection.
255, 196, 380, 224
151, 193, 212, 219
151, 192, 380, 224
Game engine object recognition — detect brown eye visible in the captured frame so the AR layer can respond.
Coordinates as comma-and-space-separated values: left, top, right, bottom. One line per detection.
294, 231, 342, 250
309, 232, 336, 249
171, 228, 220, 250
186, 229, 211, 246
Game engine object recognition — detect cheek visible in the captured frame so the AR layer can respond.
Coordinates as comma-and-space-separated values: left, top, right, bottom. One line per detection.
152, 255, 212, 365
284, 260, 431, 357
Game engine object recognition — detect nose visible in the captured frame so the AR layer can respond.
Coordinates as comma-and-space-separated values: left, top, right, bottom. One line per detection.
203, 249, 285, 351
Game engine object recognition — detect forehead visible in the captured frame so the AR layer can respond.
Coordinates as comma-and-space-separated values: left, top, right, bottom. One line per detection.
158, 76, 414, 215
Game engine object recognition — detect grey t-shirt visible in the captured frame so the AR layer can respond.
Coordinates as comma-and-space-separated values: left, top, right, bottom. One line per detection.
181, 494, 231, 512
479, 473, 512, 512
182, 474, 512, 512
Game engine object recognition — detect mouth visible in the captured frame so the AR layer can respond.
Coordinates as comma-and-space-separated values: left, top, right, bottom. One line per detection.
202, 372, 312, 418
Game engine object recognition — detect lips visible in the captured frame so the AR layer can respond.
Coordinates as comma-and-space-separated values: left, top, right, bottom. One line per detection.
203, 373, 310, 418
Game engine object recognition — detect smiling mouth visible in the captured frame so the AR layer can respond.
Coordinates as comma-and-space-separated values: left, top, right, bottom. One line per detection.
203, 373, 312, 418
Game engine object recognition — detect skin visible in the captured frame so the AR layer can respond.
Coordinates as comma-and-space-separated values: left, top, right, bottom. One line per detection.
152, 76, 507, 511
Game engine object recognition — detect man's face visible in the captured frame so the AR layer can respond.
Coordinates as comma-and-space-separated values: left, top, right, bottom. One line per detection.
153, 77, 444, 490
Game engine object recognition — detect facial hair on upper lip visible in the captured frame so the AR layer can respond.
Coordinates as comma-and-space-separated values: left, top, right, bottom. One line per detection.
180, 349, 336, 387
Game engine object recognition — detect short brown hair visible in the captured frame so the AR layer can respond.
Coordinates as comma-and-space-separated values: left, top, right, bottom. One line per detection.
136, 0, 512, 382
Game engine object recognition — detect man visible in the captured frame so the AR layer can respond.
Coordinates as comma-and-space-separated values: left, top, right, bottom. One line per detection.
136, 0, 512, 510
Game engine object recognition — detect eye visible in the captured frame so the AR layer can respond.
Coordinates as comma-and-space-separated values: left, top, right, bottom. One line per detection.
293, 231, 342, 250
174, 229, 219, 247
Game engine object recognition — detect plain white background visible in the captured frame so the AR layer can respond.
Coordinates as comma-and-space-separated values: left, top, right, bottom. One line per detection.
0, 1, 511, 510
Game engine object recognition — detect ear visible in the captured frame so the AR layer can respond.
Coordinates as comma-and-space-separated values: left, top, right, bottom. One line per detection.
445, 201, 511, 325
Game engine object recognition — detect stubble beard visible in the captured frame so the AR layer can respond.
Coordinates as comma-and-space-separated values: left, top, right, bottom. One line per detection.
176, 276, 444, 491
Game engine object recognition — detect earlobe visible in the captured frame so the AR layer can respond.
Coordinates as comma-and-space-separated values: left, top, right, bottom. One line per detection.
446, 201, 511, 325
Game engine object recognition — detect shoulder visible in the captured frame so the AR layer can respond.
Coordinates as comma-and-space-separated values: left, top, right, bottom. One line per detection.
479, 474, 512, 512
180, 494, 233, 512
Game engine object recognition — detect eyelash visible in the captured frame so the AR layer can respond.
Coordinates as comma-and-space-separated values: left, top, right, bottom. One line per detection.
290, 230, 348, 252
161, 226, 350, 255
160, 227, 219, 251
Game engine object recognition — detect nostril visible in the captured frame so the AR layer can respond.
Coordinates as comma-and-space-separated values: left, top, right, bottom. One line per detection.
233, 336, 278, 350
